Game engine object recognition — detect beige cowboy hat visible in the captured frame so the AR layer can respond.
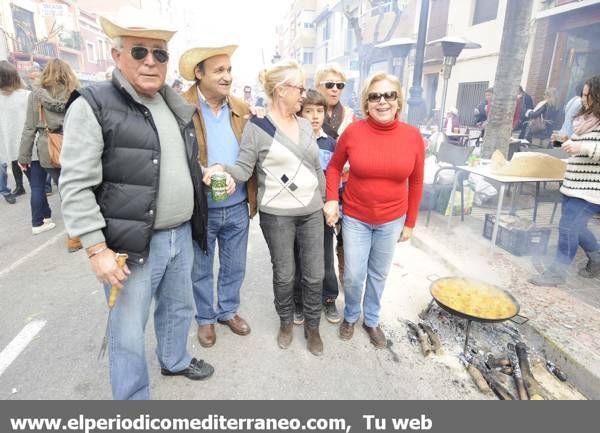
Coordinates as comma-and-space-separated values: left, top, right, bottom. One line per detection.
99, 6, 176, 42
179, 45, 238, 81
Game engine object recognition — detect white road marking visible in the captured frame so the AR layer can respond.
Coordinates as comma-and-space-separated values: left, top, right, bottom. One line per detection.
0, 320, 46, 377
0, 230, 66, 278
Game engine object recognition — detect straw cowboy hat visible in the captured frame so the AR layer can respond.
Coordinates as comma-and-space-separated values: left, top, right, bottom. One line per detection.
179, 45, 238, 81
99, 6, 176, 42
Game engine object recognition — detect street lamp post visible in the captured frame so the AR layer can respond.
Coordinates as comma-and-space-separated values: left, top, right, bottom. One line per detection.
406, 0, 430, 126
427, 36, 481, 130
375, 37, 415, 83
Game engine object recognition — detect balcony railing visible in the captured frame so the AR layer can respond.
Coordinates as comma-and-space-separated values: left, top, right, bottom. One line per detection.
14, 38, 58, 57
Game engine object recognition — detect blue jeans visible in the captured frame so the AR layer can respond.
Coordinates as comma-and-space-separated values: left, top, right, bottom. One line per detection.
260, 210, 324, 327
342, 214, 406, 327
0, 162, 11, 196
105, 222, 195, 400
192, 201, 249, 325
29, 162, 52, 227
555, 195, 600, 267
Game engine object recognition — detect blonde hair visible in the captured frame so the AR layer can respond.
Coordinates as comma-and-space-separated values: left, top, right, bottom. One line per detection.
315, 63, 347, 86
544, 87, 559, 109
258, 59, 304, 102
39, 59, 80, 98
361, 72, 404, 117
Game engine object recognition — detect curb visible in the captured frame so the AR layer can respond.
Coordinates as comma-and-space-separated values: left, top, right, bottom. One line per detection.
411, 230, 600, 399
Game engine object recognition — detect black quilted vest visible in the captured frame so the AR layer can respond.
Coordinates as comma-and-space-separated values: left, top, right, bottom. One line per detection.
67, 80, 208, 264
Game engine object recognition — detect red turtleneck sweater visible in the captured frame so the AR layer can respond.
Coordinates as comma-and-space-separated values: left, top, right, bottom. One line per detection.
325, 117, 425, 227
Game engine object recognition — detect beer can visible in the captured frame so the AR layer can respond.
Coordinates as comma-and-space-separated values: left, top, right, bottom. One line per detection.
211, 173, 228, 202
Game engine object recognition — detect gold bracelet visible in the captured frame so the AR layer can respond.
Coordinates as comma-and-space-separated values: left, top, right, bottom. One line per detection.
87, 246, 108, 259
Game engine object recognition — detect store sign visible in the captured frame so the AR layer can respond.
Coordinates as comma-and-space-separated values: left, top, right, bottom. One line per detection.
40, 3, 67, 17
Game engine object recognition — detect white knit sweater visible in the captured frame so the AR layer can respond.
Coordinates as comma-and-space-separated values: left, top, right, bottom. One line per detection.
561, 126, 600, 204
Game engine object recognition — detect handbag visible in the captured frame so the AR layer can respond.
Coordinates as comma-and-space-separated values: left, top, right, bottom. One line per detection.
39, 104, 63, 168
528, 114, 547, 134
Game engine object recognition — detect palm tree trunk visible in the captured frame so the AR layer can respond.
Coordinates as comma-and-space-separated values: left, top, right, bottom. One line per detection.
482, 0, 534, 159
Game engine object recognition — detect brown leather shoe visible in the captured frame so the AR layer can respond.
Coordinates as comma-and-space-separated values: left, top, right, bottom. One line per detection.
304, 325, 323, 356
197, 324, 216, 348
339, 320, 354, 341
217, 314, 250, 335
362, 323, 386, 349
68, 236, 82, 253
277, 322, 293, 349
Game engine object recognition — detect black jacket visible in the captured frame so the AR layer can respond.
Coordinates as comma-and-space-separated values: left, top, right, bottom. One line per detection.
66, 77, 208, 264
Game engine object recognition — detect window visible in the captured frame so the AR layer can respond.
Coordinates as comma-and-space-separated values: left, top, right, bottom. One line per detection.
97, 39, 106, 61
86, 41, 97, 63
370, 0, 394, 16
304, 22, 314, 29
303, 52, 313, 65
472, 0, 499, 25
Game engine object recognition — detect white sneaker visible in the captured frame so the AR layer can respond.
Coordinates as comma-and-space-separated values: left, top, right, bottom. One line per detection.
43, 218, 53, 224
32, 221, 56, 235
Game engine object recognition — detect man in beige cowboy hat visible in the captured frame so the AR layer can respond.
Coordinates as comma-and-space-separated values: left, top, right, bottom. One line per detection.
179, 45, 258, 348
59, 7, 227, 399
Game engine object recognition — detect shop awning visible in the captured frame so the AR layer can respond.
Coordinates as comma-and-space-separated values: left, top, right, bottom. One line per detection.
535, 0, 600, 20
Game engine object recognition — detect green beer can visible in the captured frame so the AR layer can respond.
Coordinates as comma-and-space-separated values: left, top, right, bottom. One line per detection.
211, 173, 228, 202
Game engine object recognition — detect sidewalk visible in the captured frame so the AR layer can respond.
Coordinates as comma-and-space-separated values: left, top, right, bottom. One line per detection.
411, 206, 600, 399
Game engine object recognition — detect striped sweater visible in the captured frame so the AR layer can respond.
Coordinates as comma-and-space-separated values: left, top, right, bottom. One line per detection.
561, 127, 600, 204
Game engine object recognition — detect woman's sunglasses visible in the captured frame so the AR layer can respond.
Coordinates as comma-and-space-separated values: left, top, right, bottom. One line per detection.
367, 91, 398, 103
130, 46, 170, 64
321, 81, 346, 90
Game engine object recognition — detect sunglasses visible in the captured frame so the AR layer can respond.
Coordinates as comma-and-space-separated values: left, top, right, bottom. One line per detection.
130, 46, 169, 64
321, 81, 346, 90
285, 84, 307, 95
367, 91, 398, 103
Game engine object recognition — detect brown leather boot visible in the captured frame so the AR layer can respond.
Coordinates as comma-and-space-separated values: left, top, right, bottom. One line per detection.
339, 320, 354, 340
197, 324, 216, 348
304, 324, 323, 356
68, 237, 82, 253
277, 322, 293, 349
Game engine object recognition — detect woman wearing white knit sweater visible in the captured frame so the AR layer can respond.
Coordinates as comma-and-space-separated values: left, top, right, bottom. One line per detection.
530, 75, 600, 286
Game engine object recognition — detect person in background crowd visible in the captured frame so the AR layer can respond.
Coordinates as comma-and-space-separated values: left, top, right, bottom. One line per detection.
315, 63, 356, 319
525, 87, 564, 147
293, 89, 339, 326
178, 44, 257, 348
18, 59, 80, 242
443, 107, 460, 134
1, 61, 30, 204
529, 75, 600, 286
104, 66, 115, 81
474, 87, 493, 127
513, 86, 534, 139
171, 78, 183, 94
243, 85, 255, 106
203, 60, 326, 356
557, 83, 584, 139
59, 10, 218, 399
323, 72, 424, 348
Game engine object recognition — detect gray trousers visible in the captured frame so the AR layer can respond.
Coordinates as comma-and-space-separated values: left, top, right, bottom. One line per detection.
259, 210, 324, 327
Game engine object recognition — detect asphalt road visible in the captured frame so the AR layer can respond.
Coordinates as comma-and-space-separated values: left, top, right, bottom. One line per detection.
0, 190, 486, 400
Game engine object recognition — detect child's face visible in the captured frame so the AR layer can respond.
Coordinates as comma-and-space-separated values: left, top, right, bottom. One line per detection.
302, 104, 325, 133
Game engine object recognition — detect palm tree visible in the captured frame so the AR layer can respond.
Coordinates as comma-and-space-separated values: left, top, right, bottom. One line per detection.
481, 0, 534, 159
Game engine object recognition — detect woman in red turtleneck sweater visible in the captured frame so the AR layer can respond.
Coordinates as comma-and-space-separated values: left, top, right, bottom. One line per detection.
323, 72, 425, 349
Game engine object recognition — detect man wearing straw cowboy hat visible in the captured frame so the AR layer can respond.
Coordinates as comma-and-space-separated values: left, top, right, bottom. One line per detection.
179, 45, 258, 348
59, 8, 227, 399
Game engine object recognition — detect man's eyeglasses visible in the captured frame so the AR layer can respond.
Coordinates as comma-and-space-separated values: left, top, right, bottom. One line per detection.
367, 91, 398, 103
130, 46, 169, 64
320, 81, 345, 90
285, 84, 307, 95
